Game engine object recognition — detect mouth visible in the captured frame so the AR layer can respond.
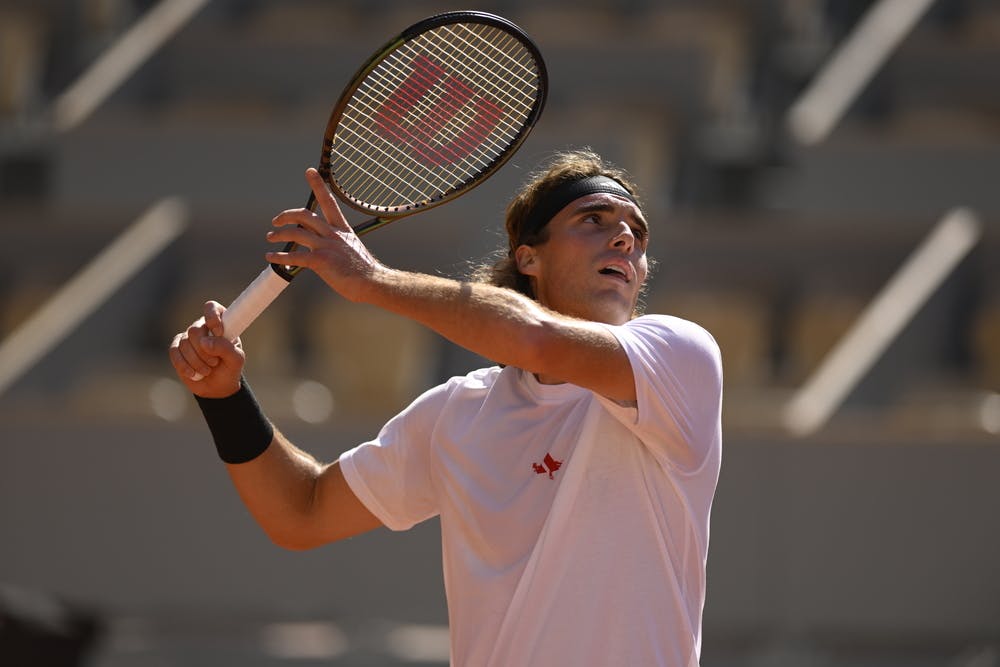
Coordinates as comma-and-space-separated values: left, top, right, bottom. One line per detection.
598, 263, 631, 283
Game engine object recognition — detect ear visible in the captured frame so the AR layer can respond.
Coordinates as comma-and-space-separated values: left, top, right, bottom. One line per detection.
514, 244, 540, 277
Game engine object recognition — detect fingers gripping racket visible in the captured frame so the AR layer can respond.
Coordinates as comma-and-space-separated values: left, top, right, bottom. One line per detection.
221, 11, 547, 340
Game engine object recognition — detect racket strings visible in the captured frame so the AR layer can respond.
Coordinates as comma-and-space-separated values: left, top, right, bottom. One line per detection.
344, 36, 527, 191
439, 24, 540, 110
349, 54, 504, 193
398, 25, 538, 162
335, 63, 474, 206
354, 27, 535, 177
337, 72, 464, 207
330, 20, 542, 211
415, 25, 538, 132
410, 27, 536, 157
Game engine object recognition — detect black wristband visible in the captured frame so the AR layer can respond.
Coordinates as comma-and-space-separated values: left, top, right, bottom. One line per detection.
193, 377, 274, 464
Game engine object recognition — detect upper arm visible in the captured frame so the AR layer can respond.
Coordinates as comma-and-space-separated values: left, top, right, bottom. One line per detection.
310, 460, 384, 544
264, 458, 384, 551
249, 376, 449, 547
525, 313, 637, 403
227, 434, 384, 551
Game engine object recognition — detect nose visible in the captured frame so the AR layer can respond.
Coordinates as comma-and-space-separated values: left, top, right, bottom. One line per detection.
610, 221, 635, 253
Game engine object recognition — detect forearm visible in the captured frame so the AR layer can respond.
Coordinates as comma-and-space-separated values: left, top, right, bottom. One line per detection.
360, 266, 557, 370
355, 266, 636, 400
224, 432, 325, 549
260, 170, 634, 396
193, 377, 376, 549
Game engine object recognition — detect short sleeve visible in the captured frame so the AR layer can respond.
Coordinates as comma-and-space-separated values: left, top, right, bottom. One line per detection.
600, 315, 723, 470
339, 382, 451, 531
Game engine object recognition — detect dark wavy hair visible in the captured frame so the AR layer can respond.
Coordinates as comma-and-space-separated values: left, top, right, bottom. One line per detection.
470, 148, 651, 309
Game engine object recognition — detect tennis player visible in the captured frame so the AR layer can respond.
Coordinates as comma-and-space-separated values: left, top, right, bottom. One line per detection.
169, 149, 723, 667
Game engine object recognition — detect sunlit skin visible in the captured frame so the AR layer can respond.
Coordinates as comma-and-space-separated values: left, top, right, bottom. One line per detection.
516, 192, 650, 328
163, 155, 717, 664
169, 171, 651, 400
165, 168, 655, 552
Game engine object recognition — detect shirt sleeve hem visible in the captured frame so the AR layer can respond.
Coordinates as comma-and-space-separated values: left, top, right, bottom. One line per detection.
338, 449, 418, 532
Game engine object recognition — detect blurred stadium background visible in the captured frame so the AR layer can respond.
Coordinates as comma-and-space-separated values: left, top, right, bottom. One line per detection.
1, 0, 998, 665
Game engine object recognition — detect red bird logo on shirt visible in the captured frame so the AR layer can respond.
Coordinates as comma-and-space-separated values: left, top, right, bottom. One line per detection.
532, 453, 562, 479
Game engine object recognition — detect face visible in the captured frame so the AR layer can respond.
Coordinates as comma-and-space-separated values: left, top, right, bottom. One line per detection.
515, 192, 649, 325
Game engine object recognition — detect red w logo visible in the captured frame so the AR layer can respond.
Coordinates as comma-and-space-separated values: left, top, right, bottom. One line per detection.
373, 55, 504, 167
532, 453, 562, 480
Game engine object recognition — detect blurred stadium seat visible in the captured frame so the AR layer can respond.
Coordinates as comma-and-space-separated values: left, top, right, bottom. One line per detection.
305, 299, 437, 419
971, 292, 1000, 391
781, 289, 866, 385
651, 287, 773, 389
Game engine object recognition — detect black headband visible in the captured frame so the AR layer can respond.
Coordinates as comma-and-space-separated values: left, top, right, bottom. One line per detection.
516, 175, 638, 249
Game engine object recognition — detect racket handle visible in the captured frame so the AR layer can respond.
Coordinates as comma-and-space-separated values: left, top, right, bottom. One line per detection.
222, 265, 291, 340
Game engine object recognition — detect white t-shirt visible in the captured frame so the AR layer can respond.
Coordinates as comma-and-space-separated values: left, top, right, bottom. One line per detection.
340, 314, 723, 666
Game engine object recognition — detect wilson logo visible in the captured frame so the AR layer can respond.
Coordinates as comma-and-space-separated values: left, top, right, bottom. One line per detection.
374, 55, 504, 167
532, 453, 562, 480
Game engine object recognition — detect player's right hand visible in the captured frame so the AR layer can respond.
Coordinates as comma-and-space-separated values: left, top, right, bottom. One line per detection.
168, 301, 246, 397
265, 168, 385, 304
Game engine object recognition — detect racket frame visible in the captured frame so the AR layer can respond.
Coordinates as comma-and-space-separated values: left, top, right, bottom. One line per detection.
317, 11, 547, 218
223, 11, 547, 338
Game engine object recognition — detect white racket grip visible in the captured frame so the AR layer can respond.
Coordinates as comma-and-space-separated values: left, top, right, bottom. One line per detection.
222, 266, 291, 340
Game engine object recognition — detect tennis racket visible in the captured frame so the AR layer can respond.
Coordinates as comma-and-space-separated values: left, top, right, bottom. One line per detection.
220, 10, 547, 340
